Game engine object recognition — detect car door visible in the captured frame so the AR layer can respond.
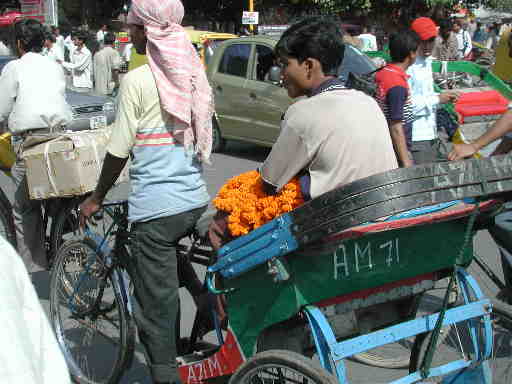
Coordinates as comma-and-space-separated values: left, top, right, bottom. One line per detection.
244, 44, 291, 145
209, 42, 253, 140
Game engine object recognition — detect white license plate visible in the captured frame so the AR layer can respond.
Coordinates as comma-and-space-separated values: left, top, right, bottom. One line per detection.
90, 115, 107, 130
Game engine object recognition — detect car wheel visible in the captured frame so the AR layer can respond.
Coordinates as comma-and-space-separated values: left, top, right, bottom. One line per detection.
212, 117, 225, 153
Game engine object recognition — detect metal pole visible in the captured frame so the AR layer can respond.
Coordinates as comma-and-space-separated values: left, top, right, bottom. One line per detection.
249, 0, 254, 33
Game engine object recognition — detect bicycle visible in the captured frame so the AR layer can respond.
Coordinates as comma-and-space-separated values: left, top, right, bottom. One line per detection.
50, 200, 218, 384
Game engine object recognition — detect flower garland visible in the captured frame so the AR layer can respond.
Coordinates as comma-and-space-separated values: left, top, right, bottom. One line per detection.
213, 170, 305, 237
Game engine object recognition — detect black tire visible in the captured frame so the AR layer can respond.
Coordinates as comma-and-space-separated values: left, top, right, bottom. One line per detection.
229, 350, 338, 384
212, 117, 225, 153
0, 188, 16, 246
49, 200, 81, 267
50, 239, 135, 384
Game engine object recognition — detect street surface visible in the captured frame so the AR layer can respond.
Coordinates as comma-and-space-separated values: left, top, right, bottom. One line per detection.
1, 141, 511, 383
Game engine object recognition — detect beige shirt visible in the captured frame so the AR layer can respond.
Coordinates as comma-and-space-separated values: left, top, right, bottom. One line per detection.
260, 89, 398, 199
93, 46, 121, 95
107, 64, 176, 158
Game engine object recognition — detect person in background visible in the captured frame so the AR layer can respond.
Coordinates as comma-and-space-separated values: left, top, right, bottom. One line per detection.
485, 24, 499, 50
453, 18, 473, 59
433, 19, 458, 61
93, 32, 121, 95
60, 31, 93, 92
79, 0, 212, 383
472, 22, 486, 44
43, 33, 64, 64
96, 24, 107, 48
0, 236, 71, 384
0, 37, 11, 55
122, 41, 133, 69
51, 26, 64, 58
0, 19, 72, 274
467, 18, 477, 38
63, 29, 76, 61
407, 17, 459, 164
358, 25, 378, 52
376, 30, 420, 167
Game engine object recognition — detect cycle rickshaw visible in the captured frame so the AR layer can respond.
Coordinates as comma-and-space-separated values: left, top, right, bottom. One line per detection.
50, 155, 512, 384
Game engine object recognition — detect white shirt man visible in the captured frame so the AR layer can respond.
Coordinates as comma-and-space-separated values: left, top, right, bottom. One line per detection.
55, 33, 65, 57
62, 39, 93, 91
0, 236, 71, 384
0, 52, 71, 134
454, 24, 472, 59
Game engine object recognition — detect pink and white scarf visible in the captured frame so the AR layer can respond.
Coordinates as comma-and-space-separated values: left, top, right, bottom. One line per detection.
128, 0, 213, 163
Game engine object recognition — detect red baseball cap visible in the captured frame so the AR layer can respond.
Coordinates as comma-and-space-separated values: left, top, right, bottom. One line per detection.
411, 17, 438, 41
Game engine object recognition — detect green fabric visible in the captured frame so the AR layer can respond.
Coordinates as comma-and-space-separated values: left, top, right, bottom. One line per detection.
225, 219, 474, 358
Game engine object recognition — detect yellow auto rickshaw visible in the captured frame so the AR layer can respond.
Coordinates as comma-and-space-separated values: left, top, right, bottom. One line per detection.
492, 28, 512, 83
128, 29, 238, 72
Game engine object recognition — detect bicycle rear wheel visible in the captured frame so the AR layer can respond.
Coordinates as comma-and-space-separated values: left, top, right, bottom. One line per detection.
0, 188, 16, 246
229, 350, 338, 384
50, 239, 135, 384
409, 270, 497, 383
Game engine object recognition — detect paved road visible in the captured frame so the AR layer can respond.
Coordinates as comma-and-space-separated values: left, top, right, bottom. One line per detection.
1, 141, 511, 383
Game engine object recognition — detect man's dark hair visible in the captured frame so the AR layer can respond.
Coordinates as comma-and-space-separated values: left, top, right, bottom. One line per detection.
14, 18, 45, 53
453, 19, 463, 27
104, 32, 116, 45
389, 30, 420, 63
44, 31, 56, 43
275, 18, 345, 76
438, 19, 453, 34
75, 31, 88, 43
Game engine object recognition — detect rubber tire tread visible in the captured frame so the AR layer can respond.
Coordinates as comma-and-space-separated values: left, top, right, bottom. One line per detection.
0, 189, 16, 246
50, 238, 136, 384
212, 117, 225, 153
229, 349, 338, 384
49, 203, 77, 267
492, 299, 512, 330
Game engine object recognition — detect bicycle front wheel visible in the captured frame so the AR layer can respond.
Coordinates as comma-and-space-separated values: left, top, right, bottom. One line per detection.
50, 239, 135, 384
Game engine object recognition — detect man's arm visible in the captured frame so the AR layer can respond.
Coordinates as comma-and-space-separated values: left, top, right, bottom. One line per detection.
385, 87, 413, 167
0, 62, 17, 124
62, 50, 91, 72
448, 109, 512, 160
389, 121, 412, 167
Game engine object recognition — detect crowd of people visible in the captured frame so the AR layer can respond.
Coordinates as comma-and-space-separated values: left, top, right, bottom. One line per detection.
37, 25, 121, 95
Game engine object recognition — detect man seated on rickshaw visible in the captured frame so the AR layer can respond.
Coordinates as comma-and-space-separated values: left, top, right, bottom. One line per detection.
209, 18, 398, 249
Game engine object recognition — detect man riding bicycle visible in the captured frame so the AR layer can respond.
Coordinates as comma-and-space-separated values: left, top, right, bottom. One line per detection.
0, 19, 72, 274
79, 1, 212, 383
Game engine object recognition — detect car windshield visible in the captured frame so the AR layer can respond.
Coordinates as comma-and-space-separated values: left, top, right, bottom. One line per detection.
338, 44, 377, 83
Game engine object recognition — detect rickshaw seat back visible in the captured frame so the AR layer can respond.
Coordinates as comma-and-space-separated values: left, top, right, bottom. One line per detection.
209, 200, 488, 280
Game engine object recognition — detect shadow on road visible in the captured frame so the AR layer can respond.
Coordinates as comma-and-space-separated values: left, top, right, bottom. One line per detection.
220, 141, 271, 163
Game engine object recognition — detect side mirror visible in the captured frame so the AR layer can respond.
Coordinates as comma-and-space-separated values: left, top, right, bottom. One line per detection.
268, 65, 282, 85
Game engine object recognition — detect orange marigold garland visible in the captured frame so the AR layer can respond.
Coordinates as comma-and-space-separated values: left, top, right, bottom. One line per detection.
213, 170, 305, 237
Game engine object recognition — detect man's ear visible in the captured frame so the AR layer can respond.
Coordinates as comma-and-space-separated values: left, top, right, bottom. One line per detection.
306, 58, 323, 77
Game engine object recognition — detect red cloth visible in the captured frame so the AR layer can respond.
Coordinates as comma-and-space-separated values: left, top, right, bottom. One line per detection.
411, 17, 438, 41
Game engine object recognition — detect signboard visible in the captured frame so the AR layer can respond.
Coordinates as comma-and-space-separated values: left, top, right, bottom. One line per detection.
258, 24, 289, 37
242, 11, 259, 25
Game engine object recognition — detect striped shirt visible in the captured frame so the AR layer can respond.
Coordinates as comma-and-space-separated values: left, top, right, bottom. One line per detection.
375, 64, 414, 150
